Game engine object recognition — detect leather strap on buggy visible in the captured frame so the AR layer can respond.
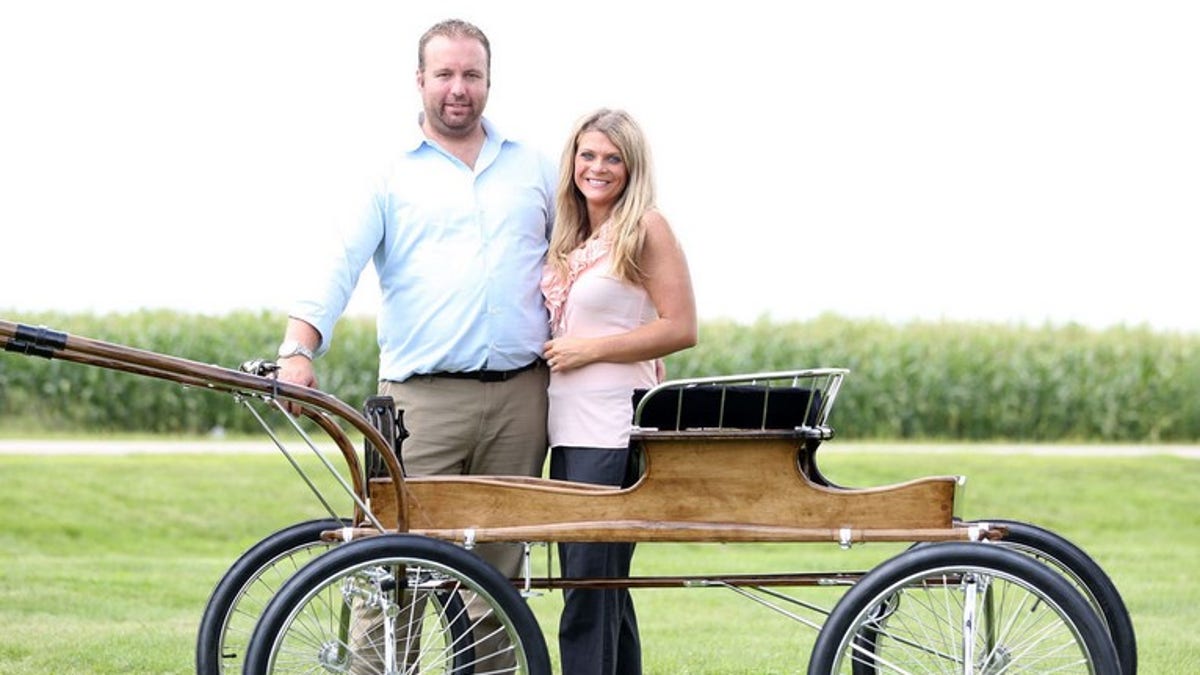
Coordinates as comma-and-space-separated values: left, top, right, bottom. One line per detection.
3, 323, 68, 359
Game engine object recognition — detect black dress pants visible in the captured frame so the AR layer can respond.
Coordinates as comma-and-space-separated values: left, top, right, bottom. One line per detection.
549, 445, 642, 675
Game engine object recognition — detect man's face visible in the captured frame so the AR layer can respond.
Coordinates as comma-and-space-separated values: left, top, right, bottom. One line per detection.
417, 35, 490, 139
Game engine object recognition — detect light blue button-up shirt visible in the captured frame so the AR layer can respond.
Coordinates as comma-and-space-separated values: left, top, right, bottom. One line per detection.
291, 117, 556, 382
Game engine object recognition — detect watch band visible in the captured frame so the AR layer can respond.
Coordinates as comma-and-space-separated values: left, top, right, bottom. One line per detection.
277, 340, 315, 361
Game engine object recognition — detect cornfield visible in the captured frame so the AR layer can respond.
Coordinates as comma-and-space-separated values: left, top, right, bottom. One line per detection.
2, 310, 1197, 442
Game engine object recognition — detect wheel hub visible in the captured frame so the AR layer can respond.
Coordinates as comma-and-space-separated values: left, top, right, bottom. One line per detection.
316, 640, 350, 672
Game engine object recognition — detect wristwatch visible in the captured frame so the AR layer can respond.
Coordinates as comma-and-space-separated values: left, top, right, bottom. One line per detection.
277, 340, 315, 361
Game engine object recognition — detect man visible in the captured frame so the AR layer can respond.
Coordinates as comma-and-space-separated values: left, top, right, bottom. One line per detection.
275, 18, 554, 669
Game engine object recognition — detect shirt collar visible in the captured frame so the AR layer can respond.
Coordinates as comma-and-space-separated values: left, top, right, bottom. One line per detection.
405, 113, 506, 153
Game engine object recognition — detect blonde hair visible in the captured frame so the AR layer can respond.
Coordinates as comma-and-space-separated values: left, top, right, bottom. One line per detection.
547, 108, 656, 284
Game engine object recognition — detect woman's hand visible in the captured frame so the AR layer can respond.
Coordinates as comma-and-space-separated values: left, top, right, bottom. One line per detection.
543, 336, 596, 373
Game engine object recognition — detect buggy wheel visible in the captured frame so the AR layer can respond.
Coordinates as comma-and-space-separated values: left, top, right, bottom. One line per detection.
196, 518, 348, 674
812, 542, 1120, 674
244, 533, 550, 674
972, 519, 1137, 674
901, 518, 1137, 674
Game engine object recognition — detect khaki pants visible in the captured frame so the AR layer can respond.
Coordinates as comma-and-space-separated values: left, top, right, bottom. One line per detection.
380, 364, 549, 478
376, 364, 549, 670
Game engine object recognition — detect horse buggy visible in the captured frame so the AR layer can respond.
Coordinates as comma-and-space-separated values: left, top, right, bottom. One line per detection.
1, 319, 1137, 674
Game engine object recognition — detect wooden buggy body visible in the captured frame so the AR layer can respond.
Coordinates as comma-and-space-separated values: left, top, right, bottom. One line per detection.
1, 319, 1129, 674
380, 378, 964, 550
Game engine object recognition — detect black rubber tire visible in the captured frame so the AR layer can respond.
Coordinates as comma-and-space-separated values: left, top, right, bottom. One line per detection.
196, 518, 349, 674
898, 518, 1137, 674
243, 533, 550, 674
813, 542, 1120, 674
974, 519, 1137, 675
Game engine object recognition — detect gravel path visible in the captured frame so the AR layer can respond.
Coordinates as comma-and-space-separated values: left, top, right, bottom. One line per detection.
1, 439, 1197, 458
0, 439, 281, 455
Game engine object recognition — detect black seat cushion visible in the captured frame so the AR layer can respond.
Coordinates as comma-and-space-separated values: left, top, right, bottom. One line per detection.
632, 385, 822, 430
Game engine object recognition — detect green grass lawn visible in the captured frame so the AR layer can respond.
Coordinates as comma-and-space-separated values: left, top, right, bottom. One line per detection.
0, 444, 1196, 673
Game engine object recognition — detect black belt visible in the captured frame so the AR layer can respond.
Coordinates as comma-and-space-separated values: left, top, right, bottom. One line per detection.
426, 360, 540, 383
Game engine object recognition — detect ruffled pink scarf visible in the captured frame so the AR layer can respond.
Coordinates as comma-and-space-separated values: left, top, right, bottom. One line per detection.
542, 221, 612, 338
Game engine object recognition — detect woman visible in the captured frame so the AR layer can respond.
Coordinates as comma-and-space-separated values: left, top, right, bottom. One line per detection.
541, 108, 697, 675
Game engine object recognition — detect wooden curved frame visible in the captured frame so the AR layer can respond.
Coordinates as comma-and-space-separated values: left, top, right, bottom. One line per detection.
0, 319, 408, 528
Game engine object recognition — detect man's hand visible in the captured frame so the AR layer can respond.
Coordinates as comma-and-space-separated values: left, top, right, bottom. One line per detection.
278, 355, 317, 389
276, 319, 322, 413
276, 355, 317, 416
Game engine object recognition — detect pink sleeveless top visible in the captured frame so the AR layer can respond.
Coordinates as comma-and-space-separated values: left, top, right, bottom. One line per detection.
543, 245, 660, 449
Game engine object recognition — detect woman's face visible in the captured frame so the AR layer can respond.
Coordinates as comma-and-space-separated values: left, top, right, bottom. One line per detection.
573, 130, 627, 214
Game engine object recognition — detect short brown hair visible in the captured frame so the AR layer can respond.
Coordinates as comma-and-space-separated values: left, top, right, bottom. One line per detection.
418, 19, 491, 77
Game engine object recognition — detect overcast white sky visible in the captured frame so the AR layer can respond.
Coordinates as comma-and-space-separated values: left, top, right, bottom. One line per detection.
2, 1, 1197, 333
